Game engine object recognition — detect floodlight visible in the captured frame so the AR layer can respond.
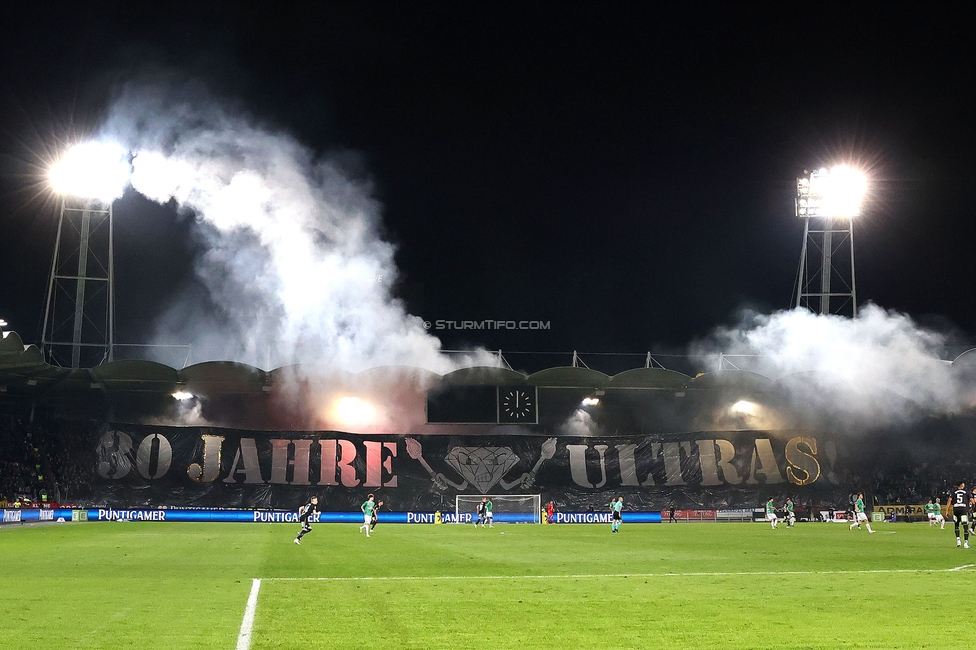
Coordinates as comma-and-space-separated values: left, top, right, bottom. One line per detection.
581, 397, 600, 406
332, 396, 378, 428
795, 165, 868, 218
730, 400, 758, 416
172, 390, 195, 401
49, 141, 131, 202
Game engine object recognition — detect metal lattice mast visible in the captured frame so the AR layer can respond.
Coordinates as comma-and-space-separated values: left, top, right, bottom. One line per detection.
794, 167, 865, 318
40, 196, 115, 368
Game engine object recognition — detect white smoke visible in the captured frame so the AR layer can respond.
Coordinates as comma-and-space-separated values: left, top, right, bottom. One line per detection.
692, 304, 975, 428
557, 408, 602, 436
98, 82, 493, 373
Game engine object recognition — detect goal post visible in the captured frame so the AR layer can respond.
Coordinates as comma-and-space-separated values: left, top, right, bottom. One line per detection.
456, 494, 541, 524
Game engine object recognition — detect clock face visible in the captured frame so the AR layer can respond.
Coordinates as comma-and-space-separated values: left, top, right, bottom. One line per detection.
498, 387, 537, 423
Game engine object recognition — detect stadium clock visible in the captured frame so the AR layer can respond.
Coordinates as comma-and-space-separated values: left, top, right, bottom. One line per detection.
497, 386, 537, 424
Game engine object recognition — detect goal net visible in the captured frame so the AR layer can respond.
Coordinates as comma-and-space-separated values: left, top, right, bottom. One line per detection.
455, 494, 541, 524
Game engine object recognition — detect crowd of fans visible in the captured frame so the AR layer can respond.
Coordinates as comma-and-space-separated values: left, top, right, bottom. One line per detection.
872, 461, 976, 506
0, 414, 95, 506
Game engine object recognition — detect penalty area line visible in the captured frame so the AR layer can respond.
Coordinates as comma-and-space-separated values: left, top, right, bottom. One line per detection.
262, 564, 976, 582
236, 578, 261, 650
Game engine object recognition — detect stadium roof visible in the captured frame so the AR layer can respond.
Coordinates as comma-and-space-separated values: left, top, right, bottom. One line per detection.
3, 330, 976, 432
4, 336, 976, 396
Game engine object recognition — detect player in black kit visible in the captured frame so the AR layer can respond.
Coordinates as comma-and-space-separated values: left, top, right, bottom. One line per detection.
970, 487, 976, 537
370, 499, 384, 531
950, 482, 969, 549
294, 496, 319, 545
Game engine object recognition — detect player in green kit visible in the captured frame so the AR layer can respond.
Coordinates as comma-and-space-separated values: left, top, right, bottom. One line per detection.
925, 498, 945, 529
784, 497, 795, 528
610, 497, 623, 533
849, 492, 875, 533
765, 498, 778, 529
484, 497, 494, 528
359, 493, 376, 538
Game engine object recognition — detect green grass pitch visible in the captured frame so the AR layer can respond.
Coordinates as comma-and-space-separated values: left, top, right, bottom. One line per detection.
1, 520, 971, 649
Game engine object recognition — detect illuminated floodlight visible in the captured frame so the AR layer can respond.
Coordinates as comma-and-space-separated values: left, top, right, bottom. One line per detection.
332, 396, 378, 428
581, 397, 600, 406
172, 390, 195, 401
796, 165, 868, 218
0, 319, 7, 328
730, 400, 758, 416
49, 141, 131, 202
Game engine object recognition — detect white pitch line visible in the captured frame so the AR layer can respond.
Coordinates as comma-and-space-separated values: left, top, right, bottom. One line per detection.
262, 564, 976, 582
236, 578, 261, 650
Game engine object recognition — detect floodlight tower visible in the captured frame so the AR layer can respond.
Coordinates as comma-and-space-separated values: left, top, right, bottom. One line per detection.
41, 142, 129, 368
794, 166, 868, 317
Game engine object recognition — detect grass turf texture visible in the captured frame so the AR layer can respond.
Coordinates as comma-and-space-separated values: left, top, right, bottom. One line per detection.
0, 521, 970, 649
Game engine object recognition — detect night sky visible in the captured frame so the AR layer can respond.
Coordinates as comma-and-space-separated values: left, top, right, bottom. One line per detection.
1, 4, 973, 372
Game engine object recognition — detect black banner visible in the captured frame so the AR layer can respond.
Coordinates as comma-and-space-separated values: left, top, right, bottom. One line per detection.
92, 426, 849, 511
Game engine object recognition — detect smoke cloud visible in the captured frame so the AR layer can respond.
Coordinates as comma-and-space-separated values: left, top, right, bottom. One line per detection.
98, 81, 492, 374
691, 304, 975, 429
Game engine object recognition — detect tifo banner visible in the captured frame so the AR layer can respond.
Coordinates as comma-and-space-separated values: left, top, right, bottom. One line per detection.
91, 426, 848, 511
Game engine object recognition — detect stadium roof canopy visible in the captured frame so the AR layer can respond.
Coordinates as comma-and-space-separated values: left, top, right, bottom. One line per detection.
526, 367, 610, 388
3, 329, 976, 432
440, 367, 527, 386
607, 368, 690, 390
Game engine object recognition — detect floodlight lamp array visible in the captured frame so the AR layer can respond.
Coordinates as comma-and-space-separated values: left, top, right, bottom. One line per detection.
795, 166, 867, 219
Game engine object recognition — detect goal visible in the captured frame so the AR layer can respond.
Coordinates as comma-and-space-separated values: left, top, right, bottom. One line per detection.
456, 494, 541, 524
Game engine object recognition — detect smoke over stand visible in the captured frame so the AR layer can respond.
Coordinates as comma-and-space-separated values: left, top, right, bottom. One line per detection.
692, 304, 975, 430
97, 81, 493, 377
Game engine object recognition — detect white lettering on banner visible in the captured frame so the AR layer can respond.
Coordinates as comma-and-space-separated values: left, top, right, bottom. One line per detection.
188, 434, 225, 483
441, 513, 473, 524
99, 433, 405, 488
136, 433, 173, 479
363, 441, 398, 488
566, 444, 609, 488
39, 509, 55, 521
253, 511, 301, 523
406, 512, 435, 523
97, 430, 133, 479
223, 439, 264, 484
336, 440, 360, 487
745, 438, 785, 485
99, 430, 840, 492
554, 513, 613, 524
568, 436, 831, 489
3, 510, 22, 522
221, 438, 397, 488
96, 509, 167, 521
